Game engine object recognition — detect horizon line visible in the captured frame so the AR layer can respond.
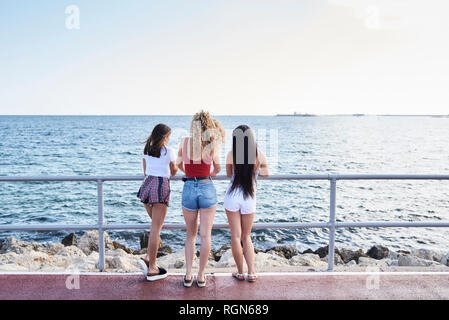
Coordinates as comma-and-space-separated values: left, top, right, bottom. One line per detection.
1, 114, 449, 117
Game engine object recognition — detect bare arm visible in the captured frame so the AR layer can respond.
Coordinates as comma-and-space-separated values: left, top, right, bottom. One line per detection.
225, 151, 233, 177
169, 161, 178, 176
210, 149, 221, 177
142, 158, 146, 176
177, 139, 185, 173
257, 151, 269, 177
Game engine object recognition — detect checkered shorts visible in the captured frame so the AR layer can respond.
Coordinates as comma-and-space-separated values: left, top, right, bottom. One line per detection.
137, 175, 170, 206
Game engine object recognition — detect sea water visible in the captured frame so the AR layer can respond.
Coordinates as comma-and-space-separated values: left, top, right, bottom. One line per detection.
1, 115, 448, 252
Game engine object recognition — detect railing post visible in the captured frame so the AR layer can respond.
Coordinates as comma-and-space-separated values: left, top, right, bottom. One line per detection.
97, 179, 105, 272
327, 178, 337, 271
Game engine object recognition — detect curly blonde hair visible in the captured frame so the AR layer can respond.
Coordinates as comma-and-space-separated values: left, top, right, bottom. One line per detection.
190, 110, 224, 152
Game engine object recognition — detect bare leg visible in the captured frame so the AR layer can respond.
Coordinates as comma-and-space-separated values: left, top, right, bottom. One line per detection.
226, 209, 244, 274
183, 207, 198, 281
144, 203, 153, 219
145, 203, 167, 274
241, 213, 255, 275
198, 205, 216, 282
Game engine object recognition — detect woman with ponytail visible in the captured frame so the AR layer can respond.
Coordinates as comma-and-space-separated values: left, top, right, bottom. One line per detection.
224, 125, 269, 283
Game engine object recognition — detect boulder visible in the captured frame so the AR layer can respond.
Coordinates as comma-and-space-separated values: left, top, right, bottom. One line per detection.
366, 245, 389, 260
105, 255, 140, 272
214, 249, 236, 268
77, 231, 112, 255
140, 233, 149, 249
321, 254, 344, 265
158, 250, 194, 269
214, 249, 292, 269
157, 245, 173, 258
0, 252, 19, 265
440, 252, 449, 266
314, 245, 341, 259
0, 237, 46, 254
45, 243, 65, 255
254, 248, 264, 254
302, 249, 314, 254
106, 248, 129, 257
388, 259, 399, 267
397, 254, 441, 267
358, 257, 389, 268
213, 245, 231, 262
410, 248, 444, 262
140, 233, 164, 250
196, 249, 216, 261
133, 249, 147, 255
54, 246, 87, 259
112, 241, 134, 254
265, 245, 299, 259
61, 233, 77, 247
86, 251, 99, 268
289, 254, 327, 268
13, 251, 53, 270
339, 248, 367, 264
344, 260, 357, 267
254, 252, 290, 269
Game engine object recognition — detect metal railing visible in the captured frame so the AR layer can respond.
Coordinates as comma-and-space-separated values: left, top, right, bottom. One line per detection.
1, 174, 449, 272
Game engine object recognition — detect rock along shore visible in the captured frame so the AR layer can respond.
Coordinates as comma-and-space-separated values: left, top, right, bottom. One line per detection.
0, 231, 448, 273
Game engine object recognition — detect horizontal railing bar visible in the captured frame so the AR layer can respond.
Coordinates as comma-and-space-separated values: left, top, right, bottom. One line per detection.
103, 222, 332, 230
2, 221, 449, 232
332, 174, 449, 180
0, 222, 331, 232
336, 222, 449, 228
0, 225, 100, 231
1, 174, 449, 182
0, 175, 328, 182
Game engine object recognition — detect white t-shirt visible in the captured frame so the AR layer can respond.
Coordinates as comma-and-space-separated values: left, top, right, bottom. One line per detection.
142, 147, 176, 178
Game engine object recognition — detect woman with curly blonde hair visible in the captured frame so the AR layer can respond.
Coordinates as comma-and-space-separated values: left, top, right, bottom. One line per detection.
177, 110, 224, 287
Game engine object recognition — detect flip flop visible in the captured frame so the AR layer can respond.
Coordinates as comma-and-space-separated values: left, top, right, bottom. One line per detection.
196, 275, 206, 288
232, 272, 246, 281
146, 267, 168, 281
183, 275, 193, 287
247, 274, 258, 283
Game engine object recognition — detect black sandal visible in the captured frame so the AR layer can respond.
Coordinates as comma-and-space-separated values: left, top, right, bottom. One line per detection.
146, 267, 168, 281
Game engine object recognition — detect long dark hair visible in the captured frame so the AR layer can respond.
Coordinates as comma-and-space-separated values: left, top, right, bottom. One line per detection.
229, 125, 258, 199
144, 124, 171, 158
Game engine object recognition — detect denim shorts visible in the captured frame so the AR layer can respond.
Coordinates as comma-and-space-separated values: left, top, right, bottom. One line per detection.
182, 179, 217, 211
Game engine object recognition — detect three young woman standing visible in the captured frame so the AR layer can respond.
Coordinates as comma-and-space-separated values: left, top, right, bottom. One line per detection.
136, 111, 268, 286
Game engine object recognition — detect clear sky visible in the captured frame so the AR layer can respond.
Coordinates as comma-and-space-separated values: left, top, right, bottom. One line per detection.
1, 0, 448, 115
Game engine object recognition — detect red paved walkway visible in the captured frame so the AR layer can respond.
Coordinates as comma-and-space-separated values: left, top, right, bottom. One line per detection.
1, 273, 448, 300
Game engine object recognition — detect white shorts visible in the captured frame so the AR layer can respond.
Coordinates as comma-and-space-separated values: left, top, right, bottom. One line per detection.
223, 184, 256, 214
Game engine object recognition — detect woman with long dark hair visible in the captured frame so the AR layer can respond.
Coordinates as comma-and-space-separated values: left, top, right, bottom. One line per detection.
224, 125, 269, 282
136, 123, 178, 281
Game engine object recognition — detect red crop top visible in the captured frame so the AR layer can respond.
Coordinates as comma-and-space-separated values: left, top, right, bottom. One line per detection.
182, 138, 212, 177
